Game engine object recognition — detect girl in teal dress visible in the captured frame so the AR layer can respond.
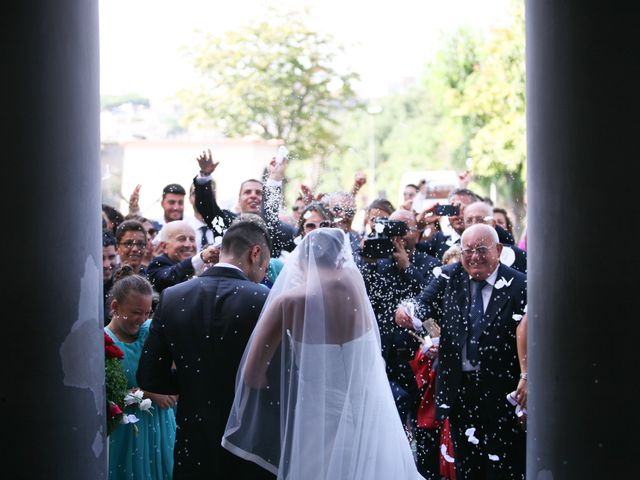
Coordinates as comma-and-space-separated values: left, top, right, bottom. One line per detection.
105, 266, 176, 480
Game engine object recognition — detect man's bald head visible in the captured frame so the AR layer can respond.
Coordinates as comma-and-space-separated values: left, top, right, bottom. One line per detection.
390, 209, 416, 226
463, 201, 496, 229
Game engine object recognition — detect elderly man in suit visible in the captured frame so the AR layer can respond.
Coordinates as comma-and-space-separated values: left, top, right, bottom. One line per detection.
396, 224, 527, 479
146, 220, 220, 294
462, 201, 527, 274
137, 217, 275, 480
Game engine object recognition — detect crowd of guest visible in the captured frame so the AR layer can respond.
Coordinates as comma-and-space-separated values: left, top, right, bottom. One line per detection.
101, 149, 528, 480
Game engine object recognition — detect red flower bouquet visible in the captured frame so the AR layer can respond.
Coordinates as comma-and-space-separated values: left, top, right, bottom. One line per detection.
105, 332, 127, 435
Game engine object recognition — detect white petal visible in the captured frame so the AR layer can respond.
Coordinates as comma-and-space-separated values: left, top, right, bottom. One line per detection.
488, 454, 500, 461
440, 273, 450, 280
512, 313, 523, 321
500, 247, 516, 266
439, 403, 450, 409
432, 266, 442, 278
469, 436, 479, 445
120, 414, 139, 425
495, 279, 505, 289
139, 398, 153, 411
440, 444, 455, 463
465, 427, 476, 437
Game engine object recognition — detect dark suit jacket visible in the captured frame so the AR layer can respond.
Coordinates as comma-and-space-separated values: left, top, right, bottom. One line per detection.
359, 249, 442, 394
147, 253, 195, 294
137, 266, 274, 480
416, 230, 452, 260
262, 183, 296, 256
415, 262, 527, 421
193, 175, 237, 234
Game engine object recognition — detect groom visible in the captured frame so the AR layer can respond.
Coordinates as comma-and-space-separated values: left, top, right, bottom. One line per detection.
137, 216, 275, 479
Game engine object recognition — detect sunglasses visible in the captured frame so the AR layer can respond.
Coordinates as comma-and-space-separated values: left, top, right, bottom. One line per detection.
304, 221, 332, 230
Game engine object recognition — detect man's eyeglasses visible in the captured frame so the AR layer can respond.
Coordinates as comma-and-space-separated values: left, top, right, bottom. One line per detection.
304, 221, 332, 230
119, 240, 146, 249
292, 206, 300, 212
461, 246, 491, 257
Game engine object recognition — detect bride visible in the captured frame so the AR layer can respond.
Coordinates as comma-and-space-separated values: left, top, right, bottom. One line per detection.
222, 228, 424, 480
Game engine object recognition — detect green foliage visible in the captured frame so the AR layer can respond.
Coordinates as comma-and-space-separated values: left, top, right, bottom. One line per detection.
101, 94, 150, 110
433, 1, 526, 225
459, 1, 527, 223
178, 8, 360, 163
105, 356, 127, 436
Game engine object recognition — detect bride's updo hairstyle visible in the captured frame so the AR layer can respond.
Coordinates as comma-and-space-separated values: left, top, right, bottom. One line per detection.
300, 228, 347, 269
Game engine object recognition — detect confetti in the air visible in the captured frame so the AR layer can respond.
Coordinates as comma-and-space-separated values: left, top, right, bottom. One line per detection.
440, 444, 455, 463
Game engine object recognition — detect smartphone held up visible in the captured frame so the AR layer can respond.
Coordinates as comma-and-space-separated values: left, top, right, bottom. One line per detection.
434, 204, 460, 217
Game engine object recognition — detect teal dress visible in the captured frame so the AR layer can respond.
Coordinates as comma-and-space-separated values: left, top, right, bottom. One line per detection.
105, 320, 176, 480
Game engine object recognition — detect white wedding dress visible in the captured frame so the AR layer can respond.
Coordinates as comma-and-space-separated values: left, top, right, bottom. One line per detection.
223, 229, 424, 480
287, 330, 423, 480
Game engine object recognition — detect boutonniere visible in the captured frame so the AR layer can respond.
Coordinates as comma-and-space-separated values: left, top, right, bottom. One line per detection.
494, 276, 513, 289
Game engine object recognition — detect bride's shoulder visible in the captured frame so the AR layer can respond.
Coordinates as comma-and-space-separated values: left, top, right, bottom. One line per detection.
274, 286, 306, 305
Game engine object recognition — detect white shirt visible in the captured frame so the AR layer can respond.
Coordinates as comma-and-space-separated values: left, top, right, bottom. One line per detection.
214, 262, 243, 273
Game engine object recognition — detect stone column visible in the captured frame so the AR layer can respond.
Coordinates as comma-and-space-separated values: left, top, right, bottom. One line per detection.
526, 0, 639, 477
1, 0, 105, 478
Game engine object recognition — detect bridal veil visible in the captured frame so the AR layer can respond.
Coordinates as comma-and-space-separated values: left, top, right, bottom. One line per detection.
222, 228, 424, 479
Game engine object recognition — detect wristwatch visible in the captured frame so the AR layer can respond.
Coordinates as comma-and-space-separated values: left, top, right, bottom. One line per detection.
520, 372, 528, 381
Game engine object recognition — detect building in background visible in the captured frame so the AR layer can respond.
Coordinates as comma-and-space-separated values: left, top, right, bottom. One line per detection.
101, 137, 282, 220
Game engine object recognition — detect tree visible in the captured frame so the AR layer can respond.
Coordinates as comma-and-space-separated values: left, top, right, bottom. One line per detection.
455, 1, 527, 227
178, 8, 360, 167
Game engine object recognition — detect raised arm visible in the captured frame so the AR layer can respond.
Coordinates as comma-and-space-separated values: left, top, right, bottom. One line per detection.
128, 184, 142, 216
351, 171, 367, 197
193, 149, 228, 230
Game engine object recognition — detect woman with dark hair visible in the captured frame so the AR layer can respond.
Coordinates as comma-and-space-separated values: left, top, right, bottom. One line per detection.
493, 207, 514, 235
103, 204, 125, 235
115, 220, 148, 275
295, 202, 334, 240
105, 266, 176, 480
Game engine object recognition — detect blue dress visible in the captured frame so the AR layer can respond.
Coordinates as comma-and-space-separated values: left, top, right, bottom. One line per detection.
105, 320, 176, 480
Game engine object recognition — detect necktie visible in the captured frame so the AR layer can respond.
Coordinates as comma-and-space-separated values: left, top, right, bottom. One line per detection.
200, 225, 209, 250
467, 279, 487, 366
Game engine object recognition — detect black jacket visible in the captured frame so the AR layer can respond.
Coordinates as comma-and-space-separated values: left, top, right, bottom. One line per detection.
137, 267, 274, 480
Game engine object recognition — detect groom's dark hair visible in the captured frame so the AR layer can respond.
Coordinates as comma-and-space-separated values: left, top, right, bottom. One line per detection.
222, 214, 271, 257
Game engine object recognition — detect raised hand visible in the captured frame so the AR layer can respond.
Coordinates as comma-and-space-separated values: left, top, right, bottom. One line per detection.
129, 184, 142, 214
300, 184, 314, 204
351, 171, 367, 195
392, 236, 410, 272
197, 149, 219, 176
457, 169, 471, 188
268, 156, 286, 182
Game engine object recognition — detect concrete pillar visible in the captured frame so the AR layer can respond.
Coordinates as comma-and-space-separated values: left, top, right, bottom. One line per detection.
1, 1, 104, 478
526, 1, 639, 477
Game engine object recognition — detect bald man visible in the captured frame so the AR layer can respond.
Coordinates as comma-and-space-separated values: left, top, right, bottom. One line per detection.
147, 220, 220, 294
463, 201, 527, 274
396, 224, 527, 479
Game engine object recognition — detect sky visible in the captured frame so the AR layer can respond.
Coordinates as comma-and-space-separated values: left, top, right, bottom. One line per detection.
99, 0, 512, 102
